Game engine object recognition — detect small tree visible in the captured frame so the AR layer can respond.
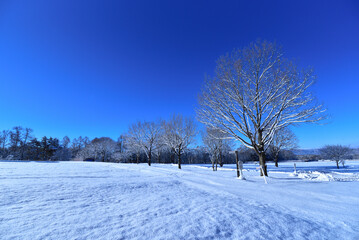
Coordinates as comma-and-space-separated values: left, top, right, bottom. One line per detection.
162, 114, 197, 169
202, 127, 233, 171
197, 40, 326, 176
269, 128, 298, 167
202, 128, 220, 171
319, 145, 352, 169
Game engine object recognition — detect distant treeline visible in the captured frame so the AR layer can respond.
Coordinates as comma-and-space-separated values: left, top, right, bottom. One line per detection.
0, 125, 300, 164
1, 125, 357, 165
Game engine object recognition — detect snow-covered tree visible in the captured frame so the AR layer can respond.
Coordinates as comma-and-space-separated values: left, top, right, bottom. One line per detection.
126, 121, 162, 166
9, 126, 24, 158
202, 127, 233, 171
0, 130, 10, 157
20, 128, 33, 159
319, 145, 352, 169
197, 40, 326, 176
153, 141, 168, 164
77, 137, 117, 162
38, 136, 59, 160
123, 134, 142, 163
71, 136, 90, 158
117, 135, 125, 153
269, 128, 298, 167
162, 114, 197, 169
53, 146, 72, 161
61, 136, 71, 149
52, 136, 72, 161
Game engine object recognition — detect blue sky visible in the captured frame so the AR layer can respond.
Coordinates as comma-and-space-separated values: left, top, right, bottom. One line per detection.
0, 0, 358, 148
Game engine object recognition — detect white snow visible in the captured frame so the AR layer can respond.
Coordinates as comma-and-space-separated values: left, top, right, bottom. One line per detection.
1, 160, 359, 239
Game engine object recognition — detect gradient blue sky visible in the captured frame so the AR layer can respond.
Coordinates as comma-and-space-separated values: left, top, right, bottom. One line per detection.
0, 0, 358, 148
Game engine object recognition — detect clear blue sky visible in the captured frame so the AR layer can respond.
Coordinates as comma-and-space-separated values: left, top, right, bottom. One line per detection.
0, 0, 358, 148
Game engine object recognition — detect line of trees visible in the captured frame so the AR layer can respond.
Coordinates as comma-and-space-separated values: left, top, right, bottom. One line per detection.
124, 114, 197, 169
0, 121, 305, 167
0, 127, 90, 161
0, 125, 356, 171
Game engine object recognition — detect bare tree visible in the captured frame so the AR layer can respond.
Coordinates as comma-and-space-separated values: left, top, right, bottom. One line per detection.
9, 126, 23, 158
319, 145, 352, 169
117, 135, 125, 153
153, 142, 167, 164
52, 136, 72, 161
82, 136, 90, 147
71, 136, 90, 158
62, 136, 71, 149
92, 137, 117, 162
123, 134, 142, 163
162, 114, 197, 169
20, 128, 33, 159
197, 40, 326, 176
0, 130, 10, 156
77, 137, 117, 162
202, 127, 233, 171
202, 128, 219, 171
126, 120, 162, 166
269, 127, 298, 167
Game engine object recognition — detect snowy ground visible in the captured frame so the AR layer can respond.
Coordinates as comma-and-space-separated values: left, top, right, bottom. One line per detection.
1, 161, 359, 240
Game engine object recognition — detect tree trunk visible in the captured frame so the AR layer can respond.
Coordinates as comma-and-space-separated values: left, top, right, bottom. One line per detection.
219, 153, 223, 167
148, 152, 151, 166
274, 155, 279, 167
336, 160, 339, 169
257, 131, 268, 176
20, 148, 24, 160
235, 151, 240, 178
259, 152, 268, 176
136, 154, 139, 164
256, 130, 268, 176
171, 153, 175, 164
178, 152, 182, 169
212, 158, 215, 171
215, 156, 218, 171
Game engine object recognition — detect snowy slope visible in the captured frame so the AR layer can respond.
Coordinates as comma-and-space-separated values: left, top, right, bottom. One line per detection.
1, 161, 358, 240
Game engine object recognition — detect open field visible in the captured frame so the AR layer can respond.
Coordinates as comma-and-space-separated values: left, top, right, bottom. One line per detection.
1, 161, 359, 240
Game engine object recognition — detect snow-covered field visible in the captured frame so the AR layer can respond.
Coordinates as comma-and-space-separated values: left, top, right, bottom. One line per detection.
1, 161, 359, 240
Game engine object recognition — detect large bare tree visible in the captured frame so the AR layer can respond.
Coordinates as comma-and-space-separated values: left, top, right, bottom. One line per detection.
162, 114, 197, 169
269, 127, 298, 167
197, 40, 326, 176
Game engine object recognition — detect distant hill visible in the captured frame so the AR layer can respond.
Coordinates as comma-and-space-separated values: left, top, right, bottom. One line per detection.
293, 149, 320, 156
294, 148, 359, 157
